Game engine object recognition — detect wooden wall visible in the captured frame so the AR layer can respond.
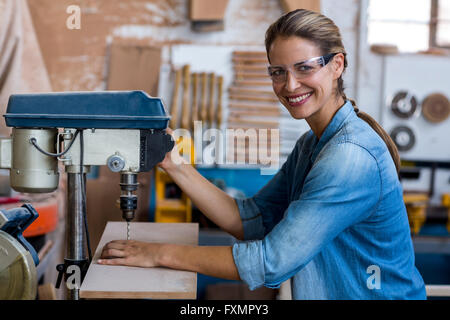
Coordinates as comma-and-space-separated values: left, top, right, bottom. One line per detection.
27, 0, 283, 92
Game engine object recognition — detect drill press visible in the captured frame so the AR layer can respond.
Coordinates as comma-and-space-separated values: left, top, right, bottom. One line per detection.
0, 91, 174, 299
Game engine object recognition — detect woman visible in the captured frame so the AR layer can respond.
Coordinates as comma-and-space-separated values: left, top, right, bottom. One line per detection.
98, 9, 426, 300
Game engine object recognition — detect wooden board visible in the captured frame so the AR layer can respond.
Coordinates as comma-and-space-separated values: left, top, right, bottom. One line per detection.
107, 44, 161, 97
80, 222, 198, 299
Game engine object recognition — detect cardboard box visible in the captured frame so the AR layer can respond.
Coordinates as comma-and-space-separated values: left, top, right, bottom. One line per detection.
107, 44, 162, 97
190, 0, 229, 21
279, 0, 321, 13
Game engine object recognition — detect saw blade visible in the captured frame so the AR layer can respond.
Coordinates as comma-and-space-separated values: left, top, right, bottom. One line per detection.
390, 125, 416, 152
0, 230, 37, 300
390, 91, 419, 119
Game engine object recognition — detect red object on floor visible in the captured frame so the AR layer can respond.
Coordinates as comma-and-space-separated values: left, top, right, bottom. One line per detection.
23, 199, 59, 237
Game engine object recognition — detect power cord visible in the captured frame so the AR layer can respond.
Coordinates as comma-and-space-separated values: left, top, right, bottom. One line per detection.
29, 130, 79, 157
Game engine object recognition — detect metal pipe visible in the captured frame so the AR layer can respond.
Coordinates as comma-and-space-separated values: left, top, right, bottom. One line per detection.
66, 172, 87, 300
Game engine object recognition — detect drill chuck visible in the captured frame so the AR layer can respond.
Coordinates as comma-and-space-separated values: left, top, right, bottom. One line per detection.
119, 173, 139, 223
120, 195, 137, 222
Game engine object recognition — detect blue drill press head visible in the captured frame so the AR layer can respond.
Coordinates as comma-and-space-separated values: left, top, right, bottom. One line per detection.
4, 90, 170, 129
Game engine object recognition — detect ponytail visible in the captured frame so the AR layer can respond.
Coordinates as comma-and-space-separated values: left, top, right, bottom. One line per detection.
344, 95, 401, 174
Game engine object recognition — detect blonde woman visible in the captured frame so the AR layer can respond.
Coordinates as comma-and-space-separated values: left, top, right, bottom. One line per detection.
99, 9, 426, 300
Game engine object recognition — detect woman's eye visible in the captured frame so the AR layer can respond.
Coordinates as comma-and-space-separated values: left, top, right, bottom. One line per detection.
296, 65, 313, 72
271, 69, 285, 77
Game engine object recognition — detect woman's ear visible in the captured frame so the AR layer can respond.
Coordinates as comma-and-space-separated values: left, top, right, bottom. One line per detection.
332, 53, 345, 80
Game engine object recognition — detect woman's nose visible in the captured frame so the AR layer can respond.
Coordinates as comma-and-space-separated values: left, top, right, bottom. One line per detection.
284, 70, 301, 92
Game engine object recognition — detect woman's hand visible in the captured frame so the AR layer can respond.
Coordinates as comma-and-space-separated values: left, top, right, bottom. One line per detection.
97, 240, 163, 268
158, 128, 188, 172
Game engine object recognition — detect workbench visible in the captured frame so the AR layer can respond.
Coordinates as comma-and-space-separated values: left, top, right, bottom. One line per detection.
80, 222, 198, 299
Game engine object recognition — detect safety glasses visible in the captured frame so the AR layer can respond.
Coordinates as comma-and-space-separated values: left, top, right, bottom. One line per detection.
267, 53, 339, 83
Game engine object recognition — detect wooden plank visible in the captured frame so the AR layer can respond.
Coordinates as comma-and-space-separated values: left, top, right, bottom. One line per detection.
38, 283, 57, 300
217, 75, 224, 127
180, 65, 191, 129
229, 110, 280, 117
226, 124, 279, 130
208, 73, 216, 126
200, 72, 208, 122
228, 142, 281, 151
235, 73, 271, 80
233, 80, 272, 87
235, 68, 269, 78
107, 44, 161, 97
233, 51, 267, 57
227, 118, 279, 128
233, 65, 267, 72
229, 87, 276, 96
229, 103, 280, 112
232, 56, 268, 64
426, 285, 450, 297
229, 94, 279, 103
191, 73, 199, 124
37, 239, 54, 261
169, 68, 182, 129
80, 222, 198, 299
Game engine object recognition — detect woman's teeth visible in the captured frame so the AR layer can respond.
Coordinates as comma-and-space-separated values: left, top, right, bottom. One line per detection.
288, 92, 312, 103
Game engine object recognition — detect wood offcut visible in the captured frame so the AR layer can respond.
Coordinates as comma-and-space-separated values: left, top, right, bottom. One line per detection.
79, 222, 199, 299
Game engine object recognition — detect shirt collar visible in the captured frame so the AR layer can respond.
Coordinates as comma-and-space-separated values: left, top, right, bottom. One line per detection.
310, 100, 355, 163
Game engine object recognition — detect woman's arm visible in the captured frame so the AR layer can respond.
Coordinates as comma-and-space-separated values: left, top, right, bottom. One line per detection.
159, 132, 244, 240
98, 240, 241, 281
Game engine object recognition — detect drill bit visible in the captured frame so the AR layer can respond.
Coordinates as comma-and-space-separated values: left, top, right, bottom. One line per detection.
120, 173, 138, 241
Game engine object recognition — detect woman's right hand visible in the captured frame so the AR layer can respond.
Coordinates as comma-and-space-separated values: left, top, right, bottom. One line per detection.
156, 129, 243, 239
158, 128, 188, 173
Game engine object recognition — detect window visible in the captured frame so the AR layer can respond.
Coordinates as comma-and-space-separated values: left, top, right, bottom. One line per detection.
368, 0, 450, 52
432, 0, 450, 47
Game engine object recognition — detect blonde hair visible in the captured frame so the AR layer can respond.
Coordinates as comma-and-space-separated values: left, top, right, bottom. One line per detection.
265, 9, 400, 174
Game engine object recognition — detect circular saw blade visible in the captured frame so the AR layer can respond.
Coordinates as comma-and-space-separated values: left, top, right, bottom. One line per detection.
390, 125, 416, 152
0, 230, 37, 300
390, 91, 419, 119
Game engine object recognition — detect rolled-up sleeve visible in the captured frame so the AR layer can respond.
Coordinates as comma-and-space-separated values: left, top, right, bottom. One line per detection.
234, 149, 293, 241
232, 142, 382, 290
235, 197, 266, 240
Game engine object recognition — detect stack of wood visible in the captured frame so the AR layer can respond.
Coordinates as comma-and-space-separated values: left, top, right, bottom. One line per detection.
169, 65, 224, 132
161, 65, 226, 224
226, 51, 281, 166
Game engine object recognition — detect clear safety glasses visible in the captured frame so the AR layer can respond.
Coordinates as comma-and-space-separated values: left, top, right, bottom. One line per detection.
267, 53, 339, 83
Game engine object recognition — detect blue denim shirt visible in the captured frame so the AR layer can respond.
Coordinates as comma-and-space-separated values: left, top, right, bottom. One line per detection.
232, 101, 426, 300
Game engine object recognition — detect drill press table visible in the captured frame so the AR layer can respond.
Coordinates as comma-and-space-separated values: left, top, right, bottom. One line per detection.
80, 222, 198, 299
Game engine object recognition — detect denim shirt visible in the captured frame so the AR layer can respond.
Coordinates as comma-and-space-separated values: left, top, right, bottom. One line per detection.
232, 101, 426, 300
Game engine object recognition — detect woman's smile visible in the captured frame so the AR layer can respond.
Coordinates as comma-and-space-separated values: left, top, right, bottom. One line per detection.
285, 91, 314, 107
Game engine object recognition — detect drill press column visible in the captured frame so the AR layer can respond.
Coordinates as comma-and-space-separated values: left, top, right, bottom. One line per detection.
66, 170, 88, 300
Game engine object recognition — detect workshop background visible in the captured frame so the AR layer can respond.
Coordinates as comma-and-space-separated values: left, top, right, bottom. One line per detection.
0, 0, 449, 300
